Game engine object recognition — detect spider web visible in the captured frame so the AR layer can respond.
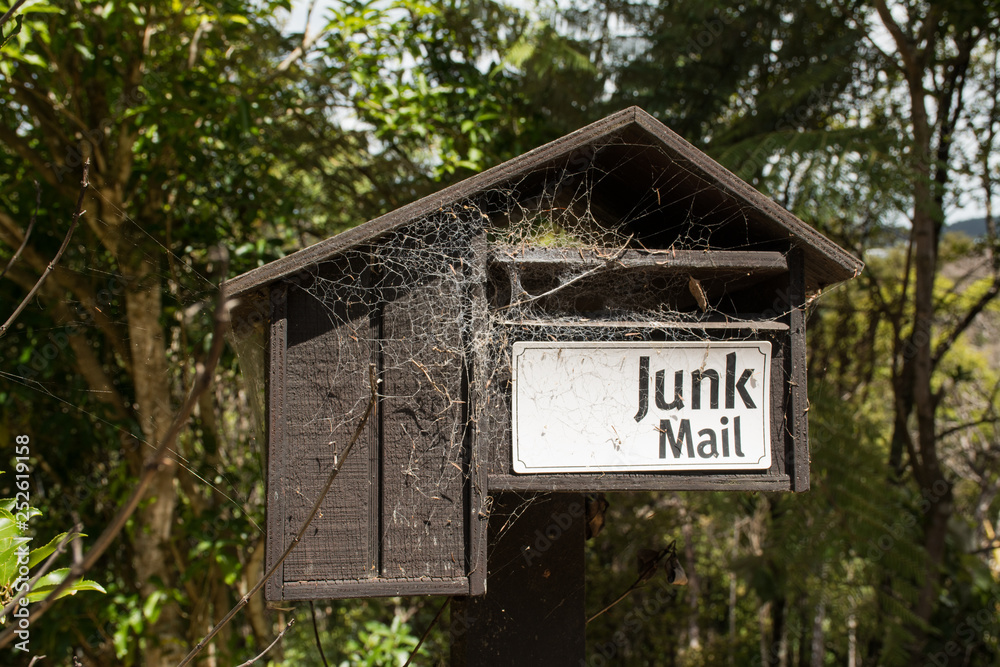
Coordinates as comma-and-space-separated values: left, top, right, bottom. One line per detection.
228, 131, 802, 599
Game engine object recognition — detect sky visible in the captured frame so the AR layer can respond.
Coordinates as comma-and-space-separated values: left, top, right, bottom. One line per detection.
278, 0, 990, 226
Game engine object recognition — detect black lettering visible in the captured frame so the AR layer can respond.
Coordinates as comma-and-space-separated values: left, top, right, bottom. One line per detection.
634, 356, 649, 422
734, 416, 745, 456
659, 419, 694, 458
721, 416, 730, 456
655, 369, 684, 410
692, 369, 719, 409
736, 369, 756, 408
697, 429, 719, 458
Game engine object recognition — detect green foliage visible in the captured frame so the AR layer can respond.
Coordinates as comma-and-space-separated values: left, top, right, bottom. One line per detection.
0, 494, 105, 623
2, 0, 1000, 663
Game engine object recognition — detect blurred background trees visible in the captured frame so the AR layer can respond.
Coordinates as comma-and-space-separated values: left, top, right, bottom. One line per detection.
1, 0, 998, 664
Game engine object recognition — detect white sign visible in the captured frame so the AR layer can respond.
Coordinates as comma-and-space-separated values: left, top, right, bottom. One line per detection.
511, 341, 772, 473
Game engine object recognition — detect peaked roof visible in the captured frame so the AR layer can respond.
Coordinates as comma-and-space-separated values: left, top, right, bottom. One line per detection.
227, 107, 862, 299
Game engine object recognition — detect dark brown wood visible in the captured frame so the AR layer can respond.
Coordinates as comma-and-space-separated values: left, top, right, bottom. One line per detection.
770, 331, 789, 479
494, 247, 788, 273
266, 261, 381, 600
787, 247, 810, 492
380, 264, 466, 580
465, 231, 490, 596
499, 318, 790, 331
488, 474, 792, 492
283, 578, 470, 599
265, 285, 287, 601
226, 107, 862, 302
451, 493, 586, 666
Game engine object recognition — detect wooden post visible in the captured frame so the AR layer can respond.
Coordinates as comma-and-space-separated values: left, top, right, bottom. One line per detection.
451, 492, 586, 666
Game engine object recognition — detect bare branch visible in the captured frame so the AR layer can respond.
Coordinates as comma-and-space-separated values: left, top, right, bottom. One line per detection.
177, 363, 379, 667
0, 248, 231, 650
0, 180, 40, 281
587, 543, 674, 625
402, 598, 451, 667
932, 275, 1000, 369
0, 0, 27, 29
938, 416, 1000, 441
309, 601, 331, 667
0, 160, 89, 339
235, 619, 295, 667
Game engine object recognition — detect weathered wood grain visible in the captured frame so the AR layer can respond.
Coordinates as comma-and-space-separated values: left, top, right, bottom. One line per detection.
380, 260, 467, 579
275, 260, 379, 591
787, 246, 810, 492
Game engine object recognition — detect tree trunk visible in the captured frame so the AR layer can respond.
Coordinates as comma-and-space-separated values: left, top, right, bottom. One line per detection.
123, 263, 187, 667
809, 599, 825, 667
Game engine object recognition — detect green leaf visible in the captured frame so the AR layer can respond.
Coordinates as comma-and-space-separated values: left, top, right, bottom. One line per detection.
28, 531, 82, 569
0, 537, 34, 586
23, 568, 106, 602
0, 14, 23, 51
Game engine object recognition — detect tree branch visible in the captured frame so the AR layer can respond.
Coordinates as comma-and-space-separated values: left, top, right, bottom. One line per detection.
0, 179, 40, 281
177, 362, 380, 667
0, 0, 27, 29
235, 619, 295, 667
309, 601, 331, 667
402, 597, 450, 667
932, 275, 1000, 369
0, 160, 89, 338
938, 415, 1000, 441
872, 0, 915, 71
0, 248, 231, 650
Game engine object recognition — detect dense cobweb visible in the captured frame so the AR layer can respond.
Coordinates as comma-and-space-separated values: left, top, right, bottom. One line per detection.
225, 133, 800, 593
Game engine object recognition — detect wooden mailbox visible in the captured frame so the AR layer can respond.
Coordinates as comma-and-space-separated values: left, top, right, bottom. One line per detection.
226, 107, 862, 602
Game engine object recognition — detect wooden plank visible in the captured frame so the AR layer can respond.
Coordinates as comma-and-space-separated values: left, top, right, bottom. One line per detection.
280, 262, 378, 585
380, 254, 467, 580
466, 231, 490, 596
493, 247, 788, 273
281, 577, 470, 600
499, 319, 790, 331
769, 333, 789, 478
265, 285, 287, 601
451, 493, 586, 666
488, 474, 792, 492
787, 247, 810, 492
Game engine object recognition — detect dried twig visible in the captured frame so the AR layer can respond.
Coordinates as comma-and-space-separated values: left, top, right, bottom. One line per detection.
0, 0, 27, 29
0, 248, 231, 650
310, 601, 330, 667
0, 180, 40, 281
177, 363, 379, 667
0, 160, 89, 338
586, 542, 676, 625
402, 597, 451, 667
235, 619, 295, 667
